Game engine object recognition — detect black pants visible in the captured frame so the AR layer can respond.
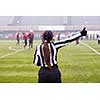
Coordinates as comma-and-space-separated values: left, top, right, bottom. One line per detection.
25, 39, 27, 45
29, 39, 33, 48
98, 40, 100, 44
38, 65, 61, 83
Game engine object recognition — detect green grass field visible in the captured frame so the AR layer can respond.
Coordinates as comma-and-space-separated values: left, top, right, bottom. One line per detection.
0, 39, 100, 83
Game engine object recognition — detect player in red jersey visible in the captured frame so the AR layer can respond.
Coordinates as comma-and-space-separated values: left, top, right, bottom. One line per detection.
23, 32, 28, 48
28, 31, 34, 48
16, 32, 20, 45
21, 32, 25, 45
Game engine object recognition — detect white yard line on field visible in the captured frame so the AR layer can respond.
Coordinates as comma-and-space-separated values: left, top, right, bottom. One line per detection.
8, 46, 16, 51
0, 49, 24, 59
81, 42, 100, 55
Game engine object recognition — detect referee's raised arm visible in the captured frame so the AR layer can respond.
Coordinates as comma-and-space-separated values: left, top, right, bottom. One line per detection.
54, 27, 87, 49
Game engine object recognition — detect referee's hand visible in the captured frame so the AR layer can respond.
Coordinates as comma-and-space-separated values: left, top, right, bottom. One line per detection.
80, 27, 87, 36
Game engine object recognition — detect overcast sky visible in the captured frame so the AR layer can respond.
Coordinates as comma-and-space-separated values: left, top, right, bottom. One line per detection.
0, 16, 100, 26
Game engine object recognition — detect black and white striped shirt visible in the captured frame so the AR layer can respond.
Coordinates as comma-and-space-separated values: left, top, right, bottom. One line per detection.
33, 32, 81, 67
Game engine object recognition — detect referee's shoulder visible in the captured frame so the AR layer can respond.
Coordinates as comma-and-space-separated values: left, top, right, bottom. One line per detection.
35, 44, 41, 50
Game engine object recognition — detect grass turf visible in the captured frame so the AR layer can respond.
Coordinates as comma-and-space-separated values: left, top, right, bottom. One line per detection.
0, 40, 100, 83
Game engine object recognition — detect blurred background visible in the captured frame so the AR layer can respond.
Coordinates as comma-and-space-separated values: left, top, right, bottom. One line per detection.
0, 16, 100, 40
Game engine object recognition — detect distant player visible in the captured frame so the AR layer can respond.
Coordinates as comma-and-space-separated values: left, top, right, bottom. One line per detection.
97, 34, 100, 45
41, 32, 44, 41
23, 32, 28, 48
76, 38, 80, 46
28, 31, 34, 48
57, 33, 61, 41
72, 32, 80, 46
16, 32, 20, 45
21, 32, 25, 45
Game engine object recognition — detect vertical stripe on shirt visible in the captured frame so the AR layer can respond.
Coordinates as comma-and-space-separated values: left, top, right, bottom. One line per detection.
40, 45, 45, 67
50, 43, 57, 65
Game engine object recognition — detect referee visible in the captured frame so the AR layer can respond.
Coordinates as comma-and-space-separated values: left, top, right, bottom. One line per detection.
33, 27, 87, 83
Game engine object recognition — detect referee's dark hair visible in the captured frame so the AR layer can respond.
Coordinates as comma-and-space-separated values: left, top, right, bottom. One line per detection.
42, 30, 53, 42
